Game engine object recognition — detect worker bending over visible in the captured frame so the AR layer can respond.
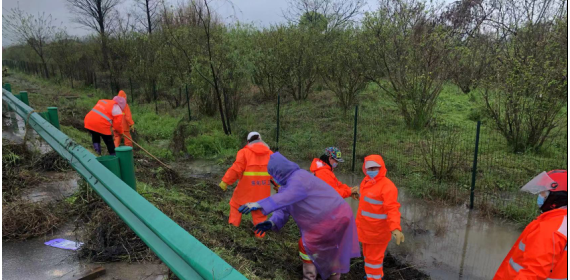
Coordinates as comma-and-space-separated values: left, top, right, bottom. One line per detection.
84, 93, 126, 156
494, 170, 567, 280
310, 147, 359, 198
239, 152, 360, 280
219, 132, 272, 238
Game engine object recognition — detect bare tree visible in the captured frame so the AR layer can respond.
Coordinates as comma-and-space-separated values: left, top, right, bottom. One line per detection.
3, 6, 57, 78
284, 0, 366, 31
134, 0, 160, 34
65, 0, 121, 90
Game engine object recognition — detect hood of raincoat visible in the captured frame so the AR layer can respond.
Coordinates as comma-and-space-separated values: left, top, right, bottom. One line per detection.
118, 90, 127, 99
310, 158, 331, 173
245, 140, 271, 155
268, 152, 300, 186
112, 96, 127, 110
362, 154, 387, 180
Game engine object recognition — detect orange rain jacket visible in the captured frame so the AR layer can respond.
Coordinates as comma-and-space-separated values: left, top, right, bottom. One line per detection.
310, 158, 352, 198
84, 99, 123, 135
117, 90, 134, 132
493, 208, 567, 280
222, 140, 273, 208
356, 155, 402, 244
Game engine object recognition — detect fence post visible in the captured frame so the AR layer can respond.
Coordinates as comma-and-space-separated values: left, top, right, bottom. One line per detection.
4, 83, 11, 92
351, 105, 359, 172
18, 91, 29, 106
185, 84, 191, 121
47, 107, 60, 130
153, 81, 158, 114
116, 146, 137, 191
276, 93, 280, 151
469, 121, 481, 210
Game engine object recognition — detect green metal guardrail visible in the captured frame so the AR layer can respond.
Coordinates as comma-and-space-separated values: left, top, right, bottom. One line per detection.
2, 89, 248, 280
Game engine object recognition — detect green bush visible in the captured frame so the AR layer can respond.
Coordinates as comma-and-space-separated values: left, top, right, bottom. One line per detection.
186, 131, 240, 159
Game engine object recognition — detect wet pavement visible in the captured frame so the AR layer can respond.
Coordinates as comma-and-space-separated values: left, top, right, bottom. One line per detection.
2, 223, 169, 280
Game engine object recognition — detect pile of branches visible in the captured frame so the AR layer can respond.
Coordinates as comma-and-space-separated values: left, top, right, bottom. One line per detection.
73, 182, 154, 262
2, 200, 66, 240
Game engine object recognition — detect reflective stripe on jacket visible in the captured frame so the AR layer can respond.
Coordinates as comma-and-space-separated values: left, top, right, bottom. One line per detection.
356, 154, 401, 244
310, 158, 352, 198
493, 208, 567, 280
84, 99, 123, 135
222, 141, 273, 206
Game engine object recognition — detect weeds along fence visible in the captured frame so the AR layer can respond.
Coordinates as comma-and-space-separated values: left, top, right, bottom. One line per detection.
2, 60, 193, 117
276, 101, 567, 222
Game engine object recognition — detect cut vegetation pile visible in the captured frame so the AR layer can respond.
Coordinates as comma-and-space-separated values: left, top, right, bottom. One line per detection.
2, 200, 67, 240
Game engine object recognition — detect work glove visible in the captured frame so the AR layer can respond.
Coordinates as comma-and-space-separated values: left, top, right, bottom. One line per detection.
219, 181, 228, 191
392, 229, 405, 245
238, 202, 262, 214
130, 124, 135, 132
254, 221, 274, 235
350, 186, 360, 200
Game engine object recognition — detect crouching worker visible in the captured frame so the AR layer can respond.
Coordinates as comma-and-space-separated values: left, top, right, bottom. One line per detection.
84, 94, 126, 156
219, 132, 273, 238
356, 155, 404, 280
239, 152, 360, 280
493, 170, 567, 280
310, 147, 359, 199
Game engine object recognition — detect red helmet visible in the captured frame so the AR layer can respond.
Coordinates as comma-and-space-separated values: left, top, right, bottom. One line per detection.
521, 170, 567, 194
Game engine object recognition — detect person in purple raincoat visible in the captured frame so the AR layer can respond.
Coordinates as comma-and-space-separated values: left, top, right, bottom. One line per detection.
239, 152, 360, 280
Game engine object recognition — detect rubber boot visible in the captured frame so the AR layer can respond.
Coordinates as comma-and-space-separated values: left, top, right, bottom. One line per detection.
302, 262, 317, 280
93, 143, 101, 155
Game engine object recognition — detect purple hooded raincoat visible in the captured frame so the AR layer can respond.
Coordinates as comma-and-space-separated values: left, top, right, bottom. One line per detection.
257, 152, 360, 279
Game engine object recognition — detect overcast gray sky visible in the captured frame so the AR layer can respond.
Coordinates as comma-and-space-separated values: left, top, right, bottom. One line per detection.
1, 0, 296, 46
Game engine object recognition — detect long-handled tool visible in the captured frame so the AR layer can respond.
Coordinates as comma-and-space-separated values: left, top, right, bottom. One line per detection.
121, 133, 173, 171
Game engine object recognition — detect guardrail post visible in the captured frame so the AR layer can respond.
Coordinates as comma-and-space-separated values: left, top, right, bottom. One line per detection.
47, 107, 60, 129
4, 83, 11, 92
19, 91, 29, 106
96, 155, 122, 178
116, 146, 137, 191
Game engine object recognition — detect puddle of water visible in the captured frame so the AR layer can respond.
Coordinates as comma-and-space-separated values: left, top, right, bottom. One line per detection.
2, 103, 52, 154
333, 171, 522, 280
21, 173, 80, 203
2, 222, 169, 280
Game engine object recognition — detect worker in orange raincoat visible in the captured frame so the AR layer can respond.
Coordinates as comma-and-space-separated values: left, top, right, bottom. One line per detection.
355, 155, 404, 280
84, 95, 126, 156
310, 147, 359, 199
219, 132, 273, 238
113, 90, 135, 147
493, 170, 567, 280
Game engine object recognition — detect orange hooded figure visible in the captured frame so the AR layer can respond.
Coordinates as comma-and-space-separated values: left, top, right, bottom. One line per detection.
84, 95, 125, 155
219, 132, 273, 237
356, 154, 404, 280
310, 147, 353, 199
113, 90, 135, 147
493, 170, 567, 280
